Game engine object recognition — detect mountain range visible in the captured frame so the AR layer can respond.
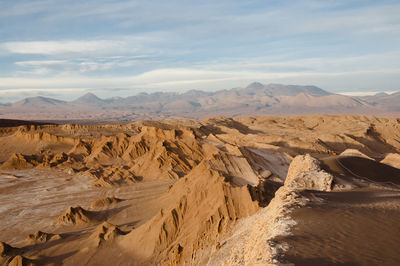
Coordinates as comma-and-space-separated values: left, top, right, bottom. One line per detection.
0, 82, 399, 122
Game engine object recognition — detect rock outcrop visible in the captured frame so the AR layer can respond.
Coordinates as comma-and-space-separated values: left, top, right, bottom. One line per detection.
0, 241, 18, 258
26, 231, 62, 244
7, 255, 36, 266
89, 222, 124, 247
285, 154, 333, 191
56, 206, 97, 225
0, 242, 35, 266
0, 153, 34, 170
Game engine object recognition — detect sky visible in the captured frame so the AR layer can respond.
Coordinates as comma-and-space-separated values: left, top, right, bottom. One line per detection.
0, 0, 399, 102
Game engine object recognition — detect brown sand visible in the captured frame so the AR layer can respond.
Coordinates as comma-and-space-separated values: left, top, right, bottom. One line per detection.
280, 188, 400, 265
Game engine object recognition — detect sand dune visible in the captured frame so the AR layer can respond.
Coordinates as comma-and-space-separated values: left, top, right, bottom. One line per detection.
279, 187, 400, 265
0, 114, 399, 265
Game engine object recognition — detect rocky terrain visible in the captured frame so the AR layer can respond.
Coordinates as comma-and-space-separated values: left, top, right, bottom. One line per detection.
0, 83, 399, 121
0, 114, 400, 265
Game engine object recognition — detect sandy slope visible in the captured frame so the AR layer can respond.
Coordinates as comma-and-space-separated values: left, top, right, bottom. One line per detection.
271, 155, 400, 265
0, 114, 399, 265
280, 188, 400, 265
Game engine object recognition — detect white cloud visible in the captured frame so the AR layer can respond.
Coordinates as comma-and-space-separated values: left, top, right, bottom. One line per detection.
0, 33, 167, 58
15, 60, 68, 66
15, 60, 115, 74
1, 40, 127, 55
12, 50, 400, 77
0, 67, 399, 95
14, 56, 157, 75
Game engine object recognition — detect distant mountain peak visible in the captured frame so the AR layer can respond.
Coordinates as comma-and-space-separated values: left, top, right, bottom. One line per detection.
73, 92, 104, 104
246, 82, 265, 89
78, 92, 101, 100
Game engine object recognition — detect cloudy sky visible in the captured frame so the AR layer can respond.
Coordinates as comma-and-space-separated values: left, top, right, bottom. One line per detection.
0, 0, 399, 102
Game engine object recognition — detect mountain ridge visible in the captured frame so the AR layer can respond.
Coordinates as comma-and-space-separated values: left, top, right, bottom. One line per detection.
0, 83, 399, 121
12, 96, 67, 108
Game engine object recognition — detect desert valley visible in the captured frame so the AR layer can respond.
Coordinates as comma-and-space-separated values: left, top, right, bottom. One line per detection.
1, 113, 400, 265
